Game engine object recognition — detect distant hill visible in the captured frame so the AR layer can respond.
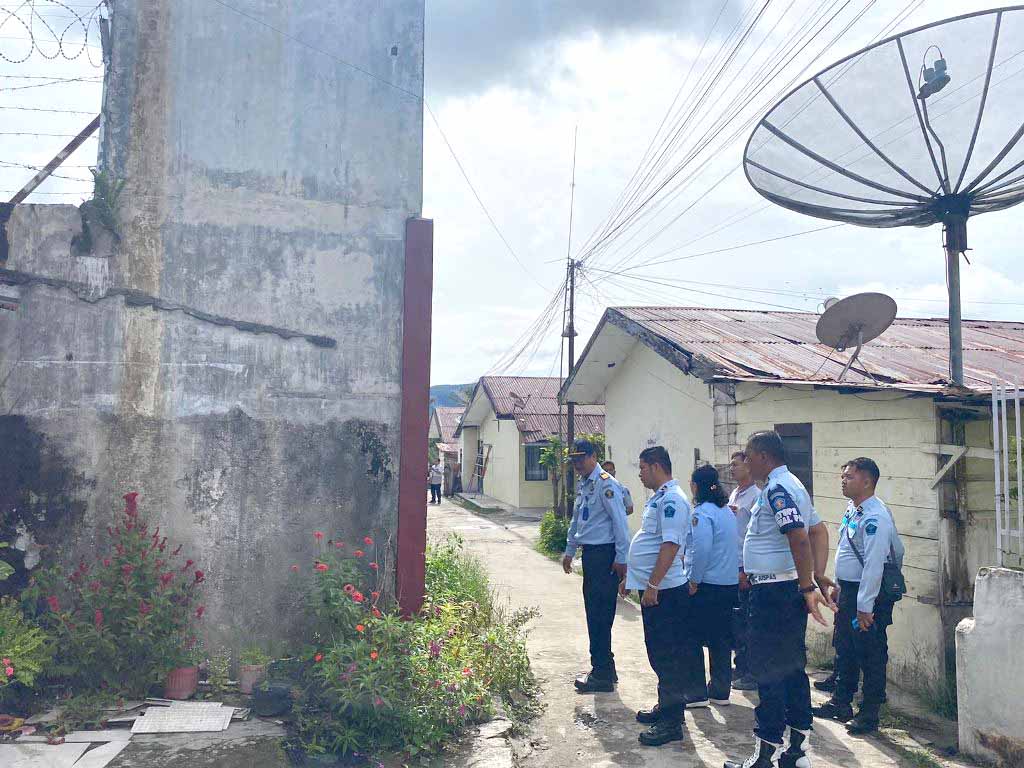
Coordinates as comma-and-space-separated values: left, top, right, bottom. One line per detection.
429, 383, 474, 413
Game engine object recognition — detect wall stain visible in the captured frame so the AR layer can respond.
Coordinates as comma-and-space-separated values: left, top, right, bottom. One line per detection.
355, 421, 393, 485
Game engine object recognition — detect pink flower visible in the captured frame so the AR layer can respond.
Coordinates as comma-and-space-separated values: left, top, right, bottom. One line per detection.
290, 564, 300, 573
195, 605, 206, 619
371, 591, 380, 600
315, 563, 329, 572
458, 704, 467, 718
139, 601, 152, 615
160, 571, 175, 587
353, 550, 365, 558
363, 536, 374, 546
370, 651, 379, 661
372, 607, 382, 618
343, 584, 355, 594
334, 541, 345, 549
121, 564, 134, 577
352, 592, 365, 603
46, 596, 59, 612
369, 562, 379, 571
1, 658, 9, 666
462, 667, 472, 677
194, 570, 205, 584
313, 531, 324, 541
88, 580, 101, 592
94, 610, 103, 628
123, 492, 139, 516
4, 666, 13, 678
374, 696, 383, 708
102, 558, 112, 567
314, 653, 323, 663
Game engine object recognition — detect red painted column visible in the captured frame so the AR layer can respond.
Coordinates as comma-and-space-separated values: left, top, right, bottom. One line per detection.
395, 217, 433, 616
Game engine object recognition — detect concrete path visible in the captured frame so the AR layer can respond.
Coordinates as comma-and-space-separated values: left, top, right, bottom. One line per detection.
429, 499, 944, 768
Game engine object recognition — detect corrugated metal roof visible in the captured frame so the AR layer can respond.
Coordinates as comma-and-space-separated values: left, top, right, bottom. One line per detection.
614, 306, 1024, 393
433, 407, 464, 443
481, 376, 603, 418
515, 412, 606, 443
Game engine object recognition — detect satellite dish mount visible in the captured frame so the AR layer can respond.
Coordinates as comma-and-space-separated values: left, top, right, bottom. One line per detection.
816, 293, 898, 383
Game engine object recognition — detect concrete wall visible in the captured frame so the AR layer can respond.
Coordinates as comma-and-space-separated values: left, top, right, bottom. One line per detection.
478, 410, 520, 508
460, 425, 479, 487
732, 384, 944, 682
519, 443, 553, 510
957, 567, 1024, 767
603, 341, 714, 532
0, 0, 425, 649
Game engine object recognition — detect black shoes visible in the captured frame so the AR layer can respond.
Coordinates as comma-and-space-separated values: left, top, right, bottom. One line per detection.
636, 704, 660, 724
813, 671, 837, 692
709, 689, 731, 706
811, 700, 854, 722
724, 737, 780, 768
779, 728, 811, 768
638, 719, 683, 746
574, 672, 614, 693
846, 713, 879, 735
731, 674, 757, 691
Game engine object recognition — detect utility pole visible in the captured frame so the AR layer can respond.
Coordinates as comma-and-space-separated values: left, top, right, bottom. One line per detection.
562, 127, 579, 511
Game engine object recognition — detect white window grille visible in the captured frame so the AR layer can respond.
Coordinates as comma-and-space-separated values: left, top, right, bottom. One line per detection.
992, 381, 1023, 566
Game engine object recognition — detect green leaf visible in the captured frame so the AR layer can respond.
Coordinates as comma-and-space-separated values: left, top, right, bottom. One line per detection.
0, 560, 13, 582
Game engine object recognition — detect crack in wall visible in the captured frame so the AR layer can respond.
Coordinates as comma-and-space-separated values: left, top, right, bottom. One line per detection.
0, 267, 337, 348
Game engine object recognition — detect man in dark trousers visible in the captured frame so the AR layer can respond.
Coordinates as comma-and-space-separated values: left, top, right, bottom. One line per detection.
562, 439, 630, 693
724, 431, 834, 768
813, 458, 904, 735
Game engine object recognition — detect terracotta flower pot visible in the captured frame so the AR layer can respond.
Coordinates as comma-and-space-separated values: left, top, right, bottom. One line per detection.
164, 665, 199, 700
238, 663, 266, 695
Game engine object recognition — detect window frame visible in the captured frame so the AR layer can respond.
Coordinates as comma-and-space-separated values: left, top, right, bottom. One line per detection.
774, 422, 813, 498
523, 444, 548, 482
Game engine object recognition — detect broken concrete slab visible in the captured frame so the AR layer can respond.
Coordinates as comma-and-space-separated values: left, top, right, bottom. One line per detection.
74, 742, 130, 768
0, 742, 88, 768
18, 730, 132, 743
106, 717, 288, 768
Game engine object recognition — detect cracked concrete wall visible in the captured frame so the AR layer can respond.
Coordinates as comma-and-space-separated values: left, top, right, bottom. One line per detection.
0, 0, 424, 651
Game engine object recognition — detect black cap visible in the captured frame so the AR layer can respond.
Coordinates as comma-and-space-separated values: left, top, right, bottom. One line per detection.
567, 439, 596, 458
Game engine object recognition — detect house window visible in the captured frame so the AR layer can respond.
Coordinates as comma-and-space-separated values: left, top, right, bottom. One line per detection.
524, 445, 548, 481
775, 423, 813, 498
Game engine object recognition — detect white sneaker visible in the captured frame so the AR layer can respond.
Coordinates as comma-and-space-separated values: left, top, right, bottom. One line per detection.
685, 697, 710, 709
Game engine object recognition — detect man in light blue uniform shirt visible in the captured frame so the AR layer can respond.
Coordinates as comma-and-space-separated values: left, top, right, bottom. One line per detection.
684, 464, 739, 705
724, 431, 834, 768
623, 446, 703, 747
562, 439, 630, 693
813, 457, 904, 736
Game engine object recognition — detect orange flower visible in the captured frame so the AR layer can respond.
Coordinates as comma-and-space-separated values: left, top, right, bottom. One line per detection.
356, 624, 365, 633
370, 650, 379, 661
353, 549, 365, 558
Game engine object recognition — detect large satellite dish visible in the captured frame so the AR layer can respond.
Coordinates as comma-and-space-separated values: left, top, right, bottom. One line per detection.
744, 6, 1024, 386
816, 292, 898, 382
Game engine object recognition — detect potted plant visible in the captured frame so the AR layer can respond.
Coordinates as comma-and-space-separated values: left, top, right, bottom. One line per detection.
238, 646, 270, 694
165, 639, 203, 700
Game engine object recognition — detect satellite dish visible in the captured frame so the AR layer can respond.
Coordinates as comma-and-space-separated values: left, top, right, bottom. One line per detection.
508, 392, 527, 411
815, 292, 897, 383
744, 7, 1024, 387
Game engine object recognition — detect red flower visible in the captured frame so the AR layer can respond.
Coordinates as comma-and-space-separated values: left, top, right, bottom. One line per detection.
372, 608, 382, 619
4, 666, 12, 678
2, 658, 9, 666
370, 651, 379, 661
46, 596, 59, 612
363, 536, 373, 546
194, 570, 205, 584
313, 531, 324, 541
343, 584, 355, 594
139, 601, 152, 615
160, 571, 174, 587
88, 580, 101, 592
369, 562, 379, 571
195, 606, 205, 619
102, 558, 111, 568
462, 667, 473, 677
352, 592, 365, 603
314, 653, 323, 663
121, 564, 134, 577
123, 492, 139, 516
290, 564, 300, 573
183, 559, 194, 570
94, 610, 103, 628
371, 591, 380, 600
334, 541, 345, 549
353, 550, 365, 558
355, 624, 365, 633
315, 563, 329, 572
374, 696, 383, 708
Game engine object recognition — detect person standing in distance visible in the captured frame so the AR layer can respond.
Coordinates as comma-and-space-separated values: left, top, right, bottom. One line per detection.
602, 460, 634, 515
723, 431, 834, 768
428, 459, 443, 504
728, 450, 759, 691
685, 464, 739, 706
624, 446, 700, 746
812, 458, 904, 735
562, 439, 630, 693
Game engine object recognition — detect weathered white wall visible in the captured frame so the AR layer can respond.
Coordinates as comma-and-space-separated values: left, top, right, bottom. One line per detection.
964, 414, 1021, 573
478, 410, 521, 508
460, 425, 479, 485
733, 384, 944, 681
519, 444, 553, 510
957, 567, 1024, 766
603, 342, 714, 533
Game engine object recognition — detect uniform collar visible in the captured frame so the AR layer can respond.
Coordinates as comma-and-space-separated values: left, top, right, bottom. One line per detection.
767, 465, 789, 483
657, 479, 678, 493
583, 464, 603, 483
852, 494, 876, 514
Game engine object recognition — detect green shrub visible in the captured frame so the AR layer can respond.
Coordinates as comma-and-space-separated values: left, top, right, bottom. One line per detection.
294, 532, 535, 759
240, 646, 270, 666
24, 492, 204, 697
536, 510, 570, 557
0, 597, 52, 700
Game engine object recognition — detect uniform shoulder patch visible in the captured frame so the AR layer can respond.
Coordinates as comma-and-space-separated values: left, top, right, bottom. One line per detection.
864, 519, 878, 535
767, 485, 797, 511
599, 471, 610, 480
664, 503, 676, 518
604, 488, 614, 498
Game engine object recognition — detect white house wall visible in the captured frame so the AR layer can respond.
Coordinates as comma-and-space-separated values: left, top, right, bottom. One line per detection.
604, 342, 715, 532
733, 383, 943, 682
478, 410, 522, 508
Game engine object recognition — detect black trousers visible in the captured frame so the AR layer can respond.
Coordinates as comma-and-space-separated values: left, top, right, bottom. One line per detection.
429, 484, 441, 503
833, 579, 893, 719
749, 580, 811, 745
693, 583, 737, 696
733, 585, 751, 676
581, 543, 619, 678
640, 585, 703, 722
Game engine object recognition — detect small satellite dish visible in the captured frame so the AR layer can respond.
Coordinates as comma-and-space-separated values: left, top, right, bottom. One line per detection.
815, 292, 897, 382
508, 392, 527, 411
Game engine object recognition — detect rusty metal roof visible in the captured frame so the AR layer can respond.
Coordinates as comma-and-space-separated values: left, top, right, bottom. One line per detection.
515, 412, 606, 444
613, 307, 1024, 393
480, 376, 604, 418
433, 407, 464, 444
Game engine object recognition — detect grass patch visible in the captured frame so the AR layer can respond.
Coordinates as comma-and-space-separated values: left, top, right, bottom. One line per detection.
536, 510, 569, 560
902, 748, 943, 768
878, 704, 908, 730
805, 629, 835, 671
915, 675, 958, 720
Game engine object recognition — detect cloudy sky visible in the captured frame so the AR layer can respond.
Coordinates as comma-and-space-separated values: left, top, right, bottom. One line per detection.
2, 1, 1021, 388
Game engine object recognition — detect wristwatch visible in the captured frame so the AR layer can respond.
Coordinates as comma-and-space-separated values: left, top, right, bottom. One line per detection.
646, 581, 660, 590
799, 583, 818, 594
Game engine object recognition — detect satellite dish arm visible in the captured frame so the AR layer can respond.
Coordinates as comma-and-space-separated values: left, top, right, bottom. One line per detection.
838, 328, 864, 383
